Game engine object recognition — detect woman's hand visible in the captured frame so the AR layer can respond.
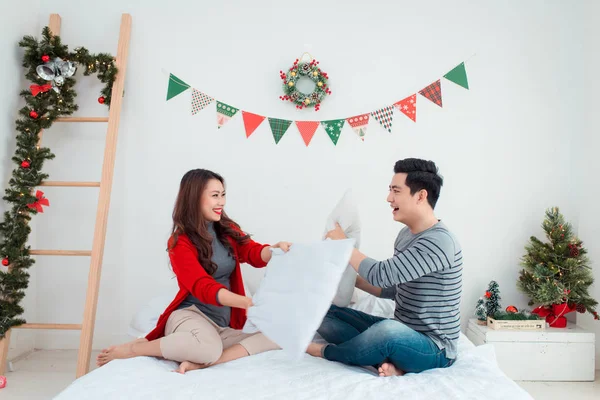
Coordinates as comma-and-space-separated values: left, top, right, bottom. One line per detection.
261, 241, 292, 263
218, 289, 253, 310
325, 223, 347, 240
271, 241, 292, 252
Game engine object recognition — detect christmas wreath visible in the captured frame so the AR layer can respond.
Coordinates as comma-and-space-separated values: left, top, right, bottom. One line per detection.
279, 56, 331, 111
0, 27, 117, 338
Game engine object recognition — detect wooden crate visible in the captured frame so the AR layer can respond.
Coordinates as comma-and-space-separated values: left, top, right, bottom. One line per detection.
486, 316, 545, 330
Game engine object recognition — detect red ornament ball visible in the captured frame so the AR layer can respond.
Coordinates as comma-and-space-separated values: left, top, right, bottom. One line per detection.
98, 96, 106, 104
21, 160, 30, 168
29, 110, 39, 119
0, 375, 6, 389
485, 291, 491, 299
1, 258, 9, 267
505, 305, 518, 313
41, 55, 50, 63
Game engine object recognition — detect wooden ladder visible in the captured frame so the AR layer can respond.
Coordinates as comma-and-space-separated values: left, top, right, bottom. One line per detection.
0, 13, 131, 378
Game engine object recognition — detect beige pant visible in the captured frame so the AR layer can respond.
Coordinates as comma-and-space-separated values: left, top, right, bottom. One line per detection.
160, 306, 279, 364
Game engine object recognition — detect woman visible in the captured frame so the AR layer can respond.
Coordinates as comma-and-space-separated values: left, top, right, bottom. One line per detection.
97, 169, 291, 373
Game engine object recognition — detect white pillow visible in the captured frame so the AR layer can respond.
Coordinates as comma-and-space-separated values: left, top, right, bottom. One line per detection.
243, 239, 356, 360
128, 293, 175, 338
323, 189, 361, 307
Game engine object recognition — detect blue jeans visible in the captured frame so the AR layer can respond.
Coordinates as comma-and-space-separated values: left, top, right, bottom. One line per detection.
317, 305, 454, 373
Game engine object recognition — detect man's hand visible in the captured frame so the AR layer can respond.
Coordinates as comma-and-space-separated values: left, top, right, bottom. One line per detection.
325, 223, 347, 240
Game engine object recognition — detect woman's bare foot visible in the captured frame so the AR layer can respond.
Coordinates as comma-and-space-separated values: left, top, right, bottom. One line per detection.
378, 362, 405, 377
96, 338, 147, 367
173, 361, 207, 374
306, 342, 324, 358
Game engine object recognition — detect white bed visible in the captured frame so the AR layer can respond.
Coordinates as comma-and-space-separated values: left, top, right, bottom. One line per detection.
54, 295, 533, 400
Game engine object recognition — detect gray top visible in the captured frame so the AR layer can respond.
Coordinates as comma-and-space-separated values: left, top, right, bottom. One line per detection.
178, 222, 236, 327
358, 221, 463, 359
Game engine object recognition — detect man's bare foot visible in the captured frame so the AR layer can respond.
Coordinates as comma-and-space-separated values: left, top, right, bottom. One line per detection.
173, 361, 208, 374
306, 342, 324, 358
378, 362, 405, 377
96, 338, 147, 367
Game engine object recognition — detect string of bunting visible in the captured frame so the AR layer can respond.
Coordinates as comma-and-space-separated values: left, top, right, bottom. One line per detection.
165, 61, 469, 146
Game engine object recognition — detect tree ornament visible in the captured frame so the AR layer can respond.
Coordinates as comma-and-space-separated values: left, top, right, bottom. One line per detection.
505, 305, 518, 313
36, 57, 77, 93
98, 96, 106, 104
0, 375, 6, 389
41, 54, 50, 63
485, 281, 501, 317
475, 297, 487, 324
485, 291, 491, 298
29, 110, 39, 119
2, 258, 9, 267
21, 160, 30, 168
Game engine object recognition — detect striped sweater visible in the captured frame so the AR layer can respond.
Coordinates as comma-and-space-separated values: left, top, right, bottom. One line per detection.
358, 221, 463, 359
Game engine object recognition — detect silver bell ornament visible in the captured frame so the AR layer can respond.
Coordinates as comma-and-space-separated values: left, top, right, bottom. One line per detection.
36, 57, 77, 92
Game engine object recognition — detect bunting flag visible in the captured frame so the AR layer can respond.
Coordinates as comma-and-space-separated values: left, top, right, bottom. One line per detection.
166, 73, 190, 100
444, 62, 469, 89
394, 94, 417, 122
216, 101, 239, 129
242, 111, 266, 138
419, 80, 443, 107
321, 119, 345, 145
165, 58, 470, 145
191, 89, 214, 115
295, 121, 320, 146
268, 118, 292, 144
371, 106, 394, 133
346, 114, 370, 141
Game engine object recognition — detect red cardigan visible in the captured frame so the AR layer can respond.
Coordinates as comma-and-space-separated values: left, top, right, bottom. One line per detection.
145, 232, 269, 341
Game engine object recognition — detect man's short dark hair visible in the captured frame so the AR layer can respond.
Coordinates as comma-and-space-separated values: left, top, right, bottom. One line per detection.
394, 158, 443, 209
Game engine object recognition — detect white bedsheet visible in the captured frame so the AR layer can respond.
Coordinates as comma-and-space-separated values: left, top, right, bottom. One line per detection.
55, 333, 532, 400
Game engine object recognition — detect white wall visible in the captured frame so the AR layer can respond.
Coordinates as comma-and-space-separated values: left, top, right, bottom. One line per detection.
0, 0, 41, 360
0, 0, 594, 359
579, 0, 600, 369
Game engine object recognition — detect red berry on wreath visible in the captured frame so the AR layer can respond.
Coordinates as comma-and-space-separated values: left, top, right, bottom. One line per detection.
29, 110, 39, 119
576, 304, 586, 313
98, 96, 106, 104
42, 54, 50, 63
21, 160, 30, 168
2, 258, 9, 267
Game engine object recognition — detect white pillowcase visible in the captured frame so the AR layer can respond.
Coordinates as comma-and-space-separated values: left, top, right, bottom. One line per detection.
243, 239, 356, 360
323, 189, 361, 307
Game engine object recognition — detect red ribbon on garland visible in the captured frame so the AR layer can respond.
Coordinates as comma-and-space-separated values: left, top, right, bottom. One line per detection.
27, 190, 50, 213
30, 83, 53, 97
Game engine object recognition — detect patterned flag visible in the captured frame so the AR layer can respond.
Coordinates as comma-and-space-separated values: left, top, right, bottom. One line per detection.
216, 101, 239, 129
191, 89, 214, 115
242, 111, 266, 138
444, 62, 469, 89
393, 94, 417, 122
268, 118, 292, 144
321, 119, 345, 145
371, 106, 394, 133
346, 113, 370, 141
295, 121, 320, 146
166, 74, 190, 101
419, 80, 443, 107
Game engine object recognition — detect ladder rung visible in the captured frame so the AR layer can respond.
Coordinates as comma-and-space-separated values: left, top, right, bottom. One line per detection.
18, 323, 82, 330
40, 181, 100, 187
55, 117, 109, 123
30, 250, 92, 256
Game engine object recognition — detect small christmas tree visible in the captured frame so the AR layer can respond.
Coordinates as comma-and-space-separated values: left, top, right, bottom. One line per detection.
485, 280, 501, 317
518, 207, 599, 320
475, 297, 487, 323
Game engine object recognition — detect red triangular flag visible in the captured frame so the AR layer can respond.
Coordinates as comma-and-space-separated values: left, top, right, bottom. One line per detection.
295, 121, 320, 146
242, 111, 266, 138
393, 94, 417, 122
419, 80, 443, 107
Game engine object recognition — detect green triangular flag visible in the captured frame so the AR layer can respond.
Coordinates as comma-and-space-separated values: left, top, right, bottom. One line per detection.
443, 62, 469, 89
216, 101, 239, 129
321, 119, 345, 145
166, 73, 191, 100
268, 118, 292, 144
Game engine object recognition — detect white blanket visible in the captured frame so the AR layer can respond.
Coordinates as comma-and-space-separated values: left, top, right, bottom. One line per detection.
55, 334, 531, 400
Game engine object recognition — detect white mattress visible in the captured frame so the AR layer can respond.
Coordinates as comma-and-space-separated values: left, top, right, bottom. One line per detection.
55, 333, 532, 400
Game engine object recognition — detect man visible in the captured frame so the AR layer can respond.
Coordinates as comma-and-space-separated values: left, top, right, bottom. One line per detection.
307, 158, 462, 377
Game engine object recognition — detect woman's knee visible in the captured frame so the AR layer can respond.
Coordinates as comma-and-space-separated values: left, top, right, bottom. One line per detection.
189, 329, 223, 364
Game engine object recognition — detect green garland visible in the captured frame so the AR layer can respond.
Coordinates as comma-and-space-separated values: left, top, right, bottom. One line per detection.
0, 27, 117, 339
279, 58, 331, 111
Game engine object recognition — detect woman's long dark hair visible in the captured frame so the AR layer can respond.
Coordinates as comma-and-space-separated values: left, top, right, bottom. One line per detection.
169, 169, 250, 275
